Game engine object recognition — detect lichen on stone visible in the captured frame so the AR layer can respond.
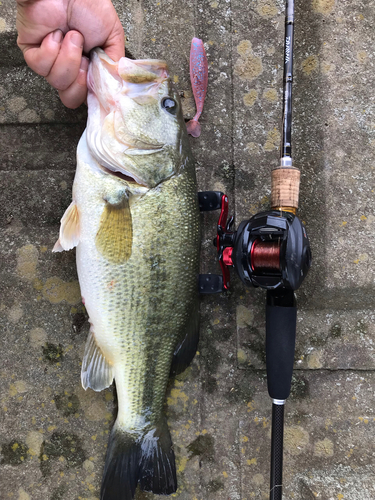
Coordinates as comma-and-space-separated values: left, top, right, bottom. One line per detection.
234, 41, 263, 82
1, 440, 29, 465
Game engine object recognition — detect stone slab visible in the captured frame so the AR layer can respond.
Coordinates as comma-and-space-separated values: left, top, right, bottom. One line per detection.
0, 170, 75, 227
2, 0, 375, 499
0, 66, 87, 125
0, 123, 85, 171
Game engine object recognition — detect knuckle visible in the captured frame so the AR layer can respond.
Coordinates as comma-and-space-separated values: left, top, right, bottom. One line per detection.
38, 66, 51, 78
23, 51, 53, 78
47, 68, 78, 91
29, 62, 50, 78
46, 76, 70, 91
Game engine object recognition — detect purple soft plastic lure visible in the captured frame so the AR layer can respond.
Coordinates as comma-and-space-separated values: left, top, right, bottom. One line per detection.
186, 37, 208, 138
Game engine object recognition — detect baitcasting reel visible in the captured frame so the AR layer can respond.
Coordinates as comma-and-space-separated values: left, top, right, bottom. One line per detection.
198, 191, 311, 294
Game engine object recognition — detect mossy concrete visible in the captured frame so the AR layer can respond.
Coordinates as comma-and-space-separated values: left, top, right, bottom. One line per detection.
1, 1, 375, 499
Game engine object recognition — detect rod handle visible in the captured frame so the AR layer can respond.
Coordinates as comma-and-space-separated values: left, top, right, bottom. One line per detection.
266, 290, 297, 400
271, 167, 300, 212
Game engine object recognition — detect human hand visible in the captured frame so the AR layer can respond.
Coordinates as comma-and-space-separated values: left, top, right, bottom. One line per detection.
16, 0, 125, 109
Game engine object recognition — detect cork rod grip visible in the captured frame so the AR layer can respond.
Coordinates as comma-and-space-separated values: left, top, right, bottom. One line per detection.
271, 167, 300, 212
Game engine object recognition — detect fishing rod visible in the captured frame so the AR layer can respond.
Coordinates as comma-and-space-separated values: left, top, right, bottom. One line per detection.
198, 1, 311, 498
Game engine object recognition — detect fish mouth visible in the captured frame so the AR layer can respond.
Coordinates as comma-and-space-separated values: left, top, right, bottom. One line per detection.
88, 48, 169, 99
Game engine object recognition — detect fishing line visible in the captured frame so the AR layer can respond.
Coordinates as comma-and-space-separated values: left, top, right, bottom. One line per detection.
251, 240, 281, 272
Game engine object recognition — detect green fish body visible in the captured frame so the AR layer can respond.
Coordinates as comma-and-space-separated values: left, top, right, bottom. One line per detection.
54, 48, 200, 500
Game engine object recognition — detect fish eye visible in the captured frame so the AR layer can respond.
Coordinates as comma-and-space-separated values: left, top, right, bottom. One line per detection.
161, 97, 178, 115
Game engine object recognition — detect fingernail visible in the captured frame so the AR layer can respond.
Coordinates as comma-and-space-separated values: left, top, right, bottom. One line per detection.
80, 56, 89, 71
71, 32, 84, 48
52, 29, 63, 43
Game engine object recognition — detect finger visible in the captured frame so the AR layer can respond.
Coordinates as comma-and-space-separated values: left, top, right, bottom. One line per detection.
18, 29, 63, 77
58, 56, 89, 109
46, 30, 84, 91
102, 19, 125, 62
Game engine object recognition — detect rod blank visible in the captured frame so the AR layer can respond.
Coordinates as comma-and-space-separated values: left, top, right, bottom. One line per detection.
270, 403, 285, 500
281, 0, 295, 160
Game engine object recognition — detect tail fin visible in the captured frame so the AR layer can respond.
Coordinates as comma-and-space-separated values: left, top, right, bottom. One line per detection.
100, 429, 140, 500
186, 119, 201, 138
100, 418, 177, 500
138, 420, 177, 494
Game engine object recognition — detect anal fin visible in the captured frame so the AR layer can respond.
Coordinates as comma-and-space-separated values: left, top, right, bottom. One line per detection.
81, 329, 114, 391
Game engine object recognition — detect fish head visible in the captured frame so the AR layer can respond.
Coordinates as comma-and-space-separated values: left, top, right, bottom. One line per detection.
86, 48, 189, 187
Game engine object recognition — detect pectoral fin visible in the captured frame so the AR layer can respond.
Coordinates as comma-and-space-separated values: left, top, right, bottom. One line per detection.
81, 329, 115, 391
96, 196, 133, 263
53, 201, 80, 252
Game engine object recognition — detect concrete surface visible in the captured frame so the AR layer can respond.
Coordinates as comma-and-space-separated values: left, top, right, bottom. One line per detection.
1, 0, 375, 499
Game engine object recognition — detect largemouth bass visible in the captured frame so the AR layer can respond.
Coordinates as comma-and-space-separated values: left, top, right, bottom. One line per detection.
54, 48, 201, 500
